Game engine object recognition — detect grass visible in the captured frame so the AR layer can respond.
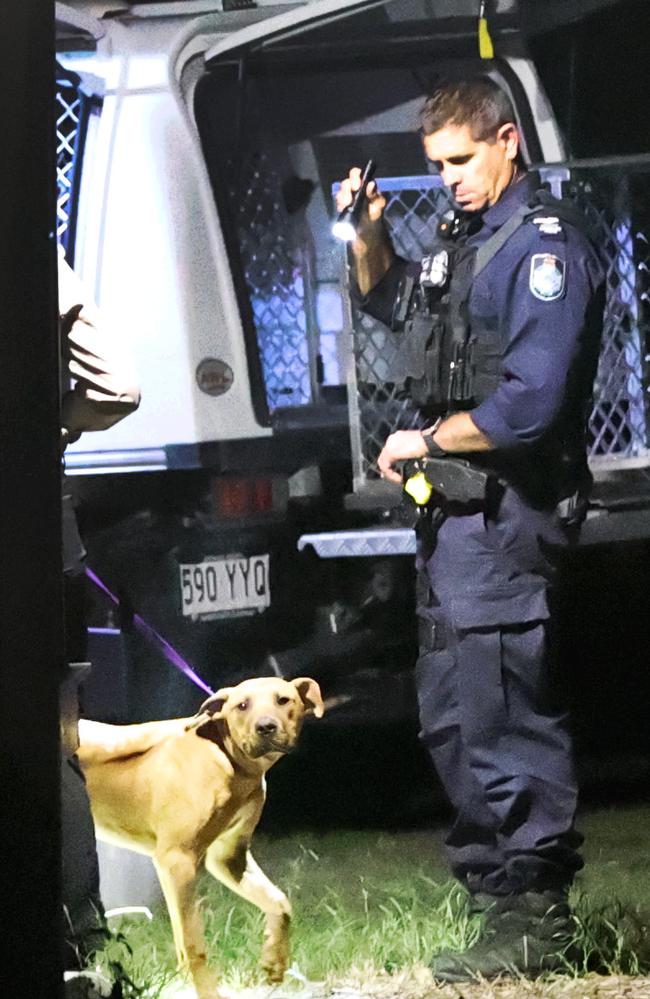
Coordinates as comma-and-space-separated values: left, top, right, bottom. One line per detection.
93, 804, 650, 996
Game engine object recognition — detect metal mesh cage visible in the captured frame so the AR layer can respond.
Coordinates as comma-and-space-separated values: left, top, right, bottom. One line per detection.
56, 66, 98, 262
554, 168, 650, 464
56, 72, 81, 247
231, 152, 317, 412
344, 176, 448, 487
339, 169, 650, 490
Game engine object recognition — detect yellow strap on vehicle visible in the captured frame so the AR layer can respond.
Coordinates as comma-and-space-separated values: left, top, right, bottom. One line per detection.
403, 471, 433, 507
478, 1, 494, 59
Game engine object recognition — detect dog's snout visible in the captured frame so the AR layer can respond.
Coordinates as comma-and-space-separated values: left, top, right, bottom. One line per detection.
255, 716, 279, 736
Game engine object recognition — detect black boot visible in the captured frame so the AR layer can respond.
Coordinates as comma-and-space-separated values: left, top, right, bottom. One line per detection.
431, 890, 577, 982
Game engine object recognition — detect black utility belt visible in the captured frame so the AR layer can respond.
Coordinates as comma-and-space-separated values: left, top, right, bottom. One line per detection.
404, 459, 590, 530
403, 457, 493, 508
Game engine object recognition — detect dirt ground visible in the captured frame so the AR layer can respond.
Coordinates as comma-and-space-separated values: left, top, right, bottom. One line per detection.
322, 970, 650, 999
215, 971, 650, 999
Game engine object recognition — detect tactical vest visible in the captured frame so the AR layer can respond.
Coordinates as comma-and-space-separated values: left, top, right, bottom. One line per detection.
388, 190, 595, 416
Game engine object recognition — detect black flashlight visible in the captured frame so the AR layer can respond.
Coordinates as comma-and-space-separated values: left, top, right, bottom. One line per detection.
332, 159, 377, 242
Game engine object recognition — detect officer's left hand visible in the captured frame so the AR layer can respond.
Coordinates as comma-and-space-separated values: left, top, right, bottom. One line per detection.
377, 430, 428, 484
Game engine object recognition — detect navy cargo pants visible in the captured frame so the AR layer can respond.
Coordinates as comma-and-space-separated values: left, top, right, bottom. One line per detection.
415, 486, 583, 896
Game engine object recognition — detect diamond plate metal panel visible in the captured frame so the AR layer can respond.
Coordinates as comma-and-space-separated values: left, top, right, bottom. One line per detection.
298, 528, 417, 558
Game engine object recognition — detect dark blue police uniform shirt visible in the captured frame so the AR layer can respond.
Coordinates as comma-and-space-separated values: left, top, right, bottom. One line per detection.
467, 173, 604, 458
361, 172, 605, 629
361, 171, 605, 507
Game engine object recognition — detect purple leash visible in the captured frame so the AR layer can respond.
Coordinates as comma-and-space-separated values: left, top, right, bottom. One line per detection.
85, 566, 214, 696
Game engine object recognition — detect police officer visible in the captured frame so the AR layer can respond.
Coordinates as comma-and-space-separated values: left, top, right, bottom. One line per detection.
337, 78, 604, 981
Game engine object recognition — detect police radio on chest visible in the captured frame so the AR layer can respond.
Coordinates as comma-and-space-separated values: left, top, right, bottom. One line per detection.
390, 210, 463, 332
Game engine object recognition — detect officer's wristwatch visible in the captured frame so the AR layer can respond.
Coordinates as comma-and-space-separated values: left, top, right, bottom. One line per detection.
421, 418, 446, 458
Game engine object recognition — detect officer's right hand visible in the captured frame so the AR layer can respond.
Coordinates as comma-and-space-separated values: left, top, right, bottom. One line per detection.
336, 167, 387, 244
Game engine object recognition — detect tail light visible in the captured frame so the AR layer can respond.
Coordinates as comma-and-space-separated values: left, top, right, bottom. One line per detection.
211, 475, 277, 519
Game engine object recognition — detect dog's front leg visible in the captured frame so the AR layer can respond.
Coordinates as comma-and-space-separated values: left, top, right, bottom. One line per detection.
205, 841, 291, 983
154, 847, 223, 999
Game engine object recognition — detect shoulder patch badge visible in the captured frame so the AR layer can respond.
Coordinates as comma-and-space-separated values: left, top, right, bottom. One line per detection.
529, 253, 565, 302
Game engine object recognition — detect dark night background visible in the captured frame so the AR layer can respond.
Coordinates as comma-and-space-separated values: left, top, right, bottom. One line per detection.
523, 0, 650, 159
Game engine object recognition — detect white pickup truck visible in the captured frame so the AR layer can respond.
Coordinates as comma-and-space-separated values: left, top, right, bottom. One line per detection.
55, 0, 650, 734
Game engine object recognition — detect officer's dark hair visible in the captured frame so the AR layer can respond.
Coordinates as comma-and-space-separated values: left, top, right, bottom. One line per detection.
420, 77, 517, 142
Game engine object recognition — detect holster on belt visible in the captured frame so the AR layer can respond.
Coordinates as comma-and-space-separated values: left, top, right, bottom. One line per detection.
404, 457, 493, 507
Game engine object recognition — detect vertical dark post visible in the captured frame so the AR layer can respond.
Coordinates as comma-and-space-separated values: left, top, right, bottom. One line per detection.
0, 2, 63, 997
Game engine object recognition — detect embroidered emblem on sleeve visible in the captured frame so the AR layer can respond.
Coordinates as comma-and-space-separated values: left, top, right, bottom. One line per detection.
529, 253, 565, 301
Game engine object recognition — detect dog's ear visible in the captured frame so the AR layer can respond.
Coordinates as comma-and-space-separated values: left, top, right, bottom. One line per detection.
184, 687, 232, 732
197, 687, 233, 718
292, 677, 324, 718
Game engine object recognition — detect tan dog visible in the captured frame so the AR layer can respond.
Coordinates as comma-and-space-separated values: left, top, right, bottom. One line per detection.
77, 676, 324, 999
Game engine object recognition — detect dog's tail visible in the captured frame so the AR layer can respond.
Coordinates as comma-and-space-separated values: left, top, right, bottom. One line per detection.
78, 718, 190, 765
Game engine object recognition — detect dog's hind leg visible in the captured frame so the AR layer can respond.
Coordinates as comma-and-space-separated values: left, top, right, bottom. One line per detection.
205, 839, 291, 983
153, 847, 223, 999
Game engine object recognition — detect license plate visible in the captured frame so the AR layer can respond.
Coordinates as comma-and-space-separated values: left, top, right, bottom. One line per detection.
179, 555, 270, 618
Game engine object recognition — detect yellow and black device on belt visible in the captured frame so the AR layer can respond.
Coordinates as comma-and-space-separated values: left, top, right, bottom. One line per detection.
404, 466, 434, 507
403, 457, 492, 507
